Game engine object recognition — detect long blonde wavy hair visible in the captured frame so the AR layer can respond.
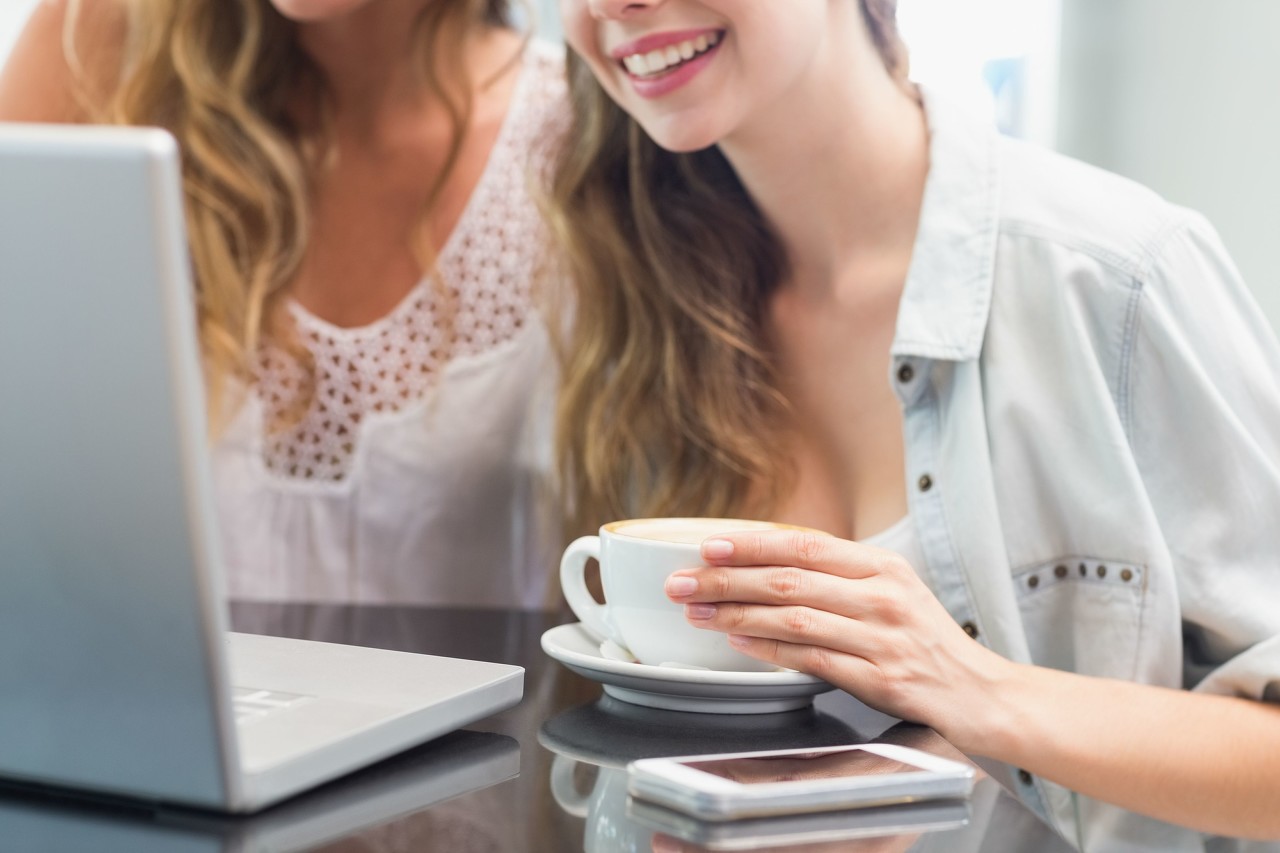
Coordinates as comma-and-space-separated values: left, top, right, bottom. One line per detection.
547, 1, 908, 538
67, 0, 514, 430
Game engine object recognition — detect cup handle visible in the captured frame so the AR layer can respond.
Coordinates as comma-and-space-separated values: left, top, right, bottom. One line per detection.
549, 753, 591, 818
560, 535, 613, 643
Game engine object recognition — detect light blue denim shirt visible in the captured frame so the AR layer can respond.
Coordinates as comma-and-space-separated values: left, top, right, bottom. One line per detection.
899, 92, 1280, 851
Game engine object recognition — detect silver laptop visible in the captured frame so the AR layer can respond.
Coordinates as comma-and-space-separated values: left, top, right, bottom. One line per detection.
0, 124, 524, 812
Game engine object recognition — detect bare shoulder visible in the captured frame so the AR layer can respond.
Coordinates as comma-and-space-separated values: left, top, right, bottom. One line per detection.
0, 0, 129, 123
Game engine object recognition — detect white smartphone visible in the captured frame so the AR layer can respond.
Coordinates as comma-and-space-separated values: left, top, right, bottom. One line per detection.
625, 796, 971, 851
627, 743, 975, 821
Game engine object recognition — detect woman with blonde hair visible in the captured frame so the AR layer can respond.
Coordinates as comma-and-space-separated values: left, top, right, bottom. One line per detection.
0, 0, 567, 606
549, 0, 1280, 845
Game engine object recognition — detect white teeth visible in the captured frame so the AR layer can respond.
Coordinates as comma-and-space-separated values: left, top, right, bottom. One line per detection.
621, 32, 722, 79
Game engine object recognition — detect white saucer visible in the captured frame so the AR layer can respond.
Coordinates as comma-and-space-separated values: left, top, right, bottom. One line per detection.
540, 623, 835, 714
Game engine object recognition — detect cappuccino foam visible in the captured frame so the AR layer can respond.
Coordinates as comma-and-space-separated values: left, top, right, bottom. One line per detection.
610, 518, 793, 545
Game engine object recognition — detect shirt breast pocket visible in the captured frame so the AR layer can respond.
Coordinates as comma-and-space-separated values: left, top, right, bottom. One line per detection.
1013, 557, 1148, 680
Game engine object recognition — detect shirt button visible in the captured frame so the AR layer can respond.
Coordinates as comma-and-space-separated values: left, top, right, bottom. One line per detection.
962, 621, 979, 639
897, 363, 915, 384
1018, 769, 1034, 785
918, 474, 934, 492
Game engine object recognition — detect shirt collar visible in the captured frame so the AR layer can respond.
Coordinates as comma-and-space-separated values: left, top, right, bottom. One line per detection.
891, 88, 1001, 363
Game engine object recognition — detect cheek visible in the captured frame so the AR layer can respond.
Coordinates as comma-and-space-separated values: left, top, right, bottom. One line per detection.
735, 32, 819, 106
559, 2, 598, 60
559, 8, 620, 97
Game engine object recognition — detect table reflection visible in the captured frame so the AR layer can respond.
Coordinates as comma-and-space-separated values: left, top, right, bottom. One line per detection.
538, 695, 1050, 853
0, 730, 517, 852
0, 603, 1269, 851
541, 696, 865, 853
632, 797, 971, 853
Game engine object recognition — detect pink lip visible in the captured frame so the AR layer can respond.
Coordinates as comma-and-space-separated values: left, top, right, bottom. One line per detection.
627, 43, 721, 99
614, 30, 726, 100
609, 28, 722, 62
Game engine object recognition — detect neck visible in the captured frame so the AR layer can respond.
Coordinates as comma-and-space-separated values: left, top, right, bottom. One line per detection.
717, 12, 929, 298
294, 1, 501, 135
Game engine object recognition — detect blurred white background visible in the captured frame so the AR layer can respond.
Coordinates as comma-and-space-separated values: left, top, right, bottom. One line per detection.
3, 0, 1277, 330
0, 0, 39, 60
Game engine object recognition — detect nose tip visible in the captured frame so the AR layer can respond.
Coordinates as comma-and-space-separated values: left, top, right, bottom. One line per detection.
588, 0, 658, 21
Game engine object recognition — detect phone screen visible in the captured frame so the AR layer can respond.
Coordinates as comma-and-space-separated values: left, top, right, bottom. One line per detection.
680, 747, 923, 786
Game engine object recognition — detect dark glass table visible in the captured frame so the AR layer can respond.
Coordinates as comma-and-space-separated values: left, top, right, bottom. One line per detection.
1, 604, 1268, 851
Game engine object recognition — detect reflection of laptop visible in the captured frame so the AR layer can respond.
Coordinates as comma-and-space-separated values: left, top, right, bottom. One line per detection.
0, 124, 524, 812
0, 730, 519, 851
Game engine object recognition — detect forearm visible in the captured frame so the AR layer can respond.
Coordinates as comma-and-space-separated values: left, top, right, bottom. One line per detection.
673, 531, 1280, 838
945, 660, 1280, 839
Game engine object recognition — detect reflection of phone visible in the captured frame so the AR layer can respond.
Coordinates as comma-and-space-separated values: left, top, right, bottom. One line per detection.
626, 796, 971, 851
627, 744, 974, 821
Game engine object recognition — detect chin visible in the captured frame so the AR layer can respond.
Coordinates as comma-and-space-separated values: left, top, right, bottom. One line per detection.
637, 116, 726, 155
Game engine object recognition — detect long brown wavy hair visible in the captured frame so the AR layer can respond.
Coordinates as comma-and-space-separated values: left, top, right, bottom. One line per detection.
66, 0, 515, 430
547, 1, 908, 538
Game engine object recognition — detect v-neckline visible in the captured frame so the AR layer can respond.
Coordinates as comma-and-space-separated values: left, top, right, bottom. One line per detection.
289, 45, 535, 338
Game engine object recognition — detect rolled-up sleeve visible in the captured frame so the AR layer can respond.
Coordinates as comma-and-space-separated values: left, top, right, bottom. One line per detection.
1129, 210, 1280, 701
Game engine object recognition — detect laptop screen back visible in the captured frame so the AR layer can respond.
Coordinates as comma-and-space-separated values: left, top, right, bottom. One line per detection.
0, 125, 236, 806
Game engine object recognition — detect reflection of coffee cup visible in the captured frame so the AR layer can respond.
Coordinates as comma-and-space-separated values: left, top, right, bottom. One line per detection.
560, 518, 822, 672
551, 756, 652, 853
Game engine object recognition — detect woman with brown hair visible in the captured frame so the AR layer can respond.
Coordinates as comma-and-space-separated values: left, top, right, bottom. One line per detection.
548, 0, 1280, 845
0, 0, 568, 606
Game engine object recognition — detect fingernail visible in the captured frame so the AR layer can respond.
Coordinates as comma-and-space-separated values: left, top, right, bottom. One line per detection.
702, 538, 734, 560
651, 836, 682, 853
665, 575, 698, 597
728, 634, 750, 648
686, 604, 717, 621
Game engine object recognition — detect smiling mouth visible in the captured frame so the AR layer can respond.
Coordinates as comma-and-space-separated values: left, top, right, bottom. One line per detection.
618, 31, 724, 79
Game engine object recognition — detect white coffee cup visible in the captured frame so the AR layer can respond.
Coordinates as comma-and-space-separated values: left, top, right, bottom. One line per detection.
560, 517, 817, 672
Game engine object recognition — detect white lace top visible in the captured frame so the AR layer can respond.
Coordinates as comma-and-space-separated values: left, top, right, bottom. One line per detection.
212, 43, 567, 608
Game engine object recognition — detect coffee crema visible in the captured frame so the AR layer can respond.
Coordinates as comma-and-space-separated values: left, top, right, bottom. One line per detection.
606, 517, 808, 546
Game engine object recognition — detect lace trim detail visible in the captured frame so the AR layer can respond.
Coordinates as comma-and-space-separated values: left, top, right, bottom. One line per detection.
255, 46, 566, 483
